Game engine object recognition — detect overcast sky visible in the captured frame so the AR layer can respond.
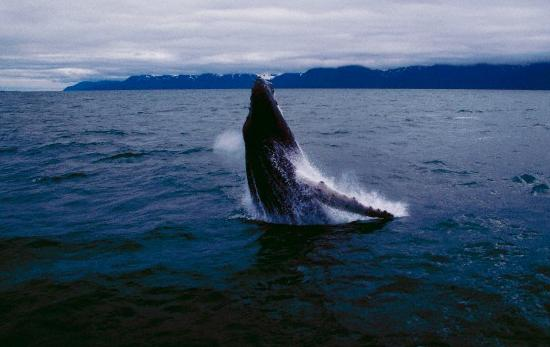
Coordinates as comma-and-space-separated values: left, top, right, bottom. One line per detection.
1, 0, 550, 90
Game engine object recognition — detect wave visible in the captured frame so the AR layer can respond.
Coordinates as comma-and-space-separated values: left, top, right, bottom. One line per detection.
34, 141, 105, 151
423, 160, 446, 166
457, 181, 479, 187
512, 173, 549, 195
454, 116, 479, 120
82, 129, 127, 136
96, 152, 145, 162
431, 168, 474, 176
512, 174, 536, 184
33, 172, 88, 183
0, 146, 17, 154
532, 183, 549, 195
319, 130, 350, 135
95, 148, 202, 162
180, 147, 211, 155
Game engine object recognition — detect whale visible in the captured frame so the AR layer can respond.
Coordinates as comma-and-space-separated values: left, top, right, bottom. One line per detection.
243, 77, 393, 224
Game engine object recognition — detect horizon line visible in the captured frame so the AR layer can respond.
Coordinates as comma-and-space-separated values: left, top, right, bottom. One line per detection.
4, 60, 550, 92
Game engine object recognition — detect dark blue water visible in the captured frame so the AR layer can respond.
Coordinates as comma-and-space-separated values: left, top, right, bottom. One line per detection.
1, 89, 549, 346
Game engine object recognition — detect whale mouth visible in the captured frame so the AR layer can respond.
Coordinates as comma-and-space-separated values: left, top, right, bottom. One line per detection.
251, 77, 274, 97
250, 78, 277, 109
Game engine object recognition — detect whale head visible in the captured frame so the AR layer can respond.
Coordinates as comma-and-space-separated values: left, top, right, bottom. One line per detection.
243, 77, 295, 149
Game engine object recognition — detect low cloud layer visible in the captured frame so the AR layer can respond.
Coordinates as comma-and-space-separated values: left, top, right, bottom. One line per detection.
1, 0, 550, 90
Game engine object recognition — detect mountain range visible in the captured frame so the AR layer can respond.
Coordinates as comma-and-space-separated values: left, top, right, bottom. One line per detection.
64, 63, 550, 91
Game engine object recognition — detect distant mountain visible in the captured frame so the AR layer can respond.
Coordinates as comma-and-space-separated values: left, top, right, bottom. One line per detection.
65, 73, 257, 91
64, 63, 550, 91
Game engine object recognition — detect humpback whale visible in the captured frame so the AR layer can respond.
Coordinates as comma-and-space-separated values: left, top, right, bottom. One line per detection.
243, 78, 393, 224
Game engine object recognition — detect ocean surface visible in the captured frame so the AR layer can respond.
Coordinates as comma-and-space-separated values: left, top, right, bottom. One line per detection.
0, 89, 549, 346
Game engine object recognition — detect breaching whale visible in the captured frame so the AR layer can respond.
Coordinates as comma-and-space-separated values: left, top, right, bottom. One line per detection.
243, 77, 393, 224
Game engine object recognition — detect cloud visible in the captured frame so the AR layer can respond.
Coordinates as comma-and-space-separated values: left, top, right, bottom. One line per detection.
1, 0, 550, 90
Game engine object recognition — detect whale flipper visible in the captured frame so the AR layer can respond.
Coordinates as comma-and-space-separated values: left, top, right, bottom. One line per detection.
308, 181, 394, 220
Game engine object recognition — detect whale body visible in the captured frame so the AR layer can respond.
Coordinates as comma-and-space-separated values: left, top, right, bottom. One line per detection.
243, 78, 393, 224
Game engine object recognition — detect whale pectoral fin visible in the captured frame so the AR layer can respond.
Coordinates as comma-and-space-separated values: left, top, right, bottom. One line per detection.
308, 181, 394, 220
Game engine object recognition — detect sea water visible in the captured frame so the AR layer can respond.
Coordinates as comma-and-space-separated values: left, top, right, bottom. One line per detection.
0, 89, 549, 345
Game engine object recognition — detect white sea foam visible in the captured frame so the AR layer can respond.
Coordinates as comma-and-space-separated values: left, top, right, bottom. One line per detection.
293, 153, 408, 224
213, 129, 243, 159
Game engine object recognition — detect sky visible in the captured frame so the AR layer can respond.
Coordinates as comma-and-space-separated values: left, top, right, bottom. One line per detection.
1, 0, 550, 90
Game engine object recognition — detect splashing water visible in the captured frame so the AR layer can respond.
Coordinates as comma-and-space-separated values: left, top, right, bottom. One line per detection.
292, 152, 409, 223
234, 140, 408, 225
214, 125, 407, 225
213, 130, 244, 160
